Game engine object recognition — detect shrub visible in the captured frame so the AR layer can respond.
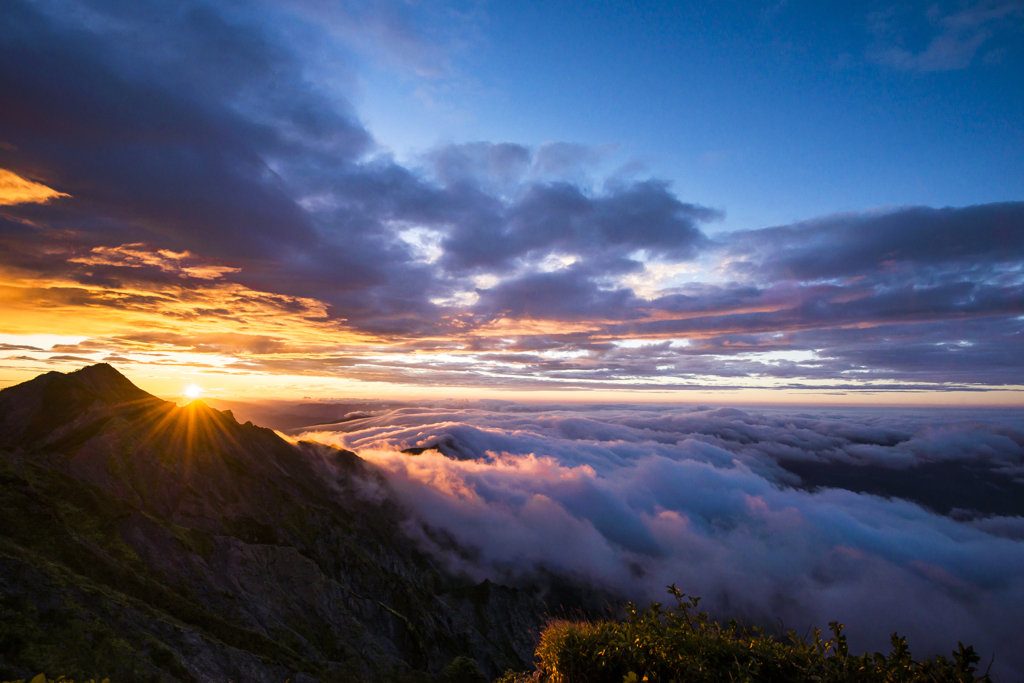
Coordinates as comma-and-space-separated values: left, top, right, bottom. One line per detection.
531, 585, 993, 683
442, 656, 489, 683
493, 671, 534, 683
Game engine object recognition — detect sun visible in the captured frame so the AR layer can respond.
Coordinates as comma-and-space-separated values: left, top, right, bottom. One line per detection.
183, 385, 203, 399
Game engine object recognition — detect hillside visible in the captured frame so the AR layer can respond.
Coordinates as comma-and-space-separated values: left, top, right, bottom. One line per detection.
0, 365, 541, 682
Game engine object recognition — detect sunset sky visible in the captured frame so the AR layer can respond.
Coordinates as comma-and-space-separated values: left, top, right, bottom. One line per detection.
1, 0, 1023, 403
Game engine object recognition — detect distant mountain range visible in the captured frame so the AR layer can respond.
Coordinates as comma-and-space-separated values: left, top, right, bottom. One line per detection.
0, 364, 542, 682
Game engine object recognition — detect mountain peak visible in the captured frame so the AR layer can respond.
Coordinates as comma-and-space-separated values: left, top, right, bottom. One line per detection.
63, 363, 151, 402
0, 363, 157, 447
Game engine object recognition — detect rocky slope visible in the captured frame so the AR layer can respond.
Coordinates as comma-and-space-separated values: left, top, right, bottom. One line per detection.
0, 364, 542, 682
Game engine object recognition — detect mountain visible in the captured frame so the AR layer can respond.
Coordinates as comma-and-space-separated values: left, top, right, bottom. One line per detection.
0, 364, 541, 682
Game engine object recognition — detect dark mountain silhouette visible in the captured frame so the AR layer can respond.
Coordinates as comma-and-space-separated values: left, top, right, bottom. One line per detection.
0, 364, 541, 682
0, 363, 156, 447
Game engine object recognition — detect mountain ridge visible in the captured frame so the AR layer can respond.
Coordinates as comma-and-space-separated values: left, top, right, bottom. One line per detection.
0, 364, 542, 682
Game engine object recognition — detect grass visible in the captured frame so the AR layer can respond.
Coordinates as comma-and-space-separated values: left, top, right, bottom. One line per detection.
0, 456, 312, 680
499, 585, 995, 683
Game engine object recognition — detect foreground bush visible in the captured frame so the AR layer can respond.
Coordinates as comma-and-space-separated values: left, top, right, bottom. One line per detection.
522, 585, 993, 683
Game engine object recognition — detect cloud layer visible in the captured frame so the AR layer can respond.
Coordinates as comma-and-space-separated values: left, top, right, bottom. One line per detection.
299, 404, 1024, 678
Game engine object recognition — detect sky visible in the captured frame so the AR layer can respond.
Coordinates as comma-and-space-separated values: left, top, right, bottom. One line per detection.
1, 0, 1023, 403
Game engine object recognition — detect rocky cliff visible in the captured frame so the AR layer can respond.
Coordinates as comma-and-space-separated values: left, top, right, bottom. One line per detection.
0, 364, 542, 682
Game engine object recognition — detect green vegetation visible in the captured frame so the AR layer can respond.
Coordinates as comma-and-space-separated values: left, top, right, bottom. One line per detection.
500, 585, 994, 683
442, 656, 490, 683
0, 456, 309, 680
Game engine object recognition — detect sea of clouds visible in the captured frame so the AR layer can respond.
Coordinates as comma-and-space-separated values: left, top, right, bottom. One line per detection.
298, 403, 1024, 678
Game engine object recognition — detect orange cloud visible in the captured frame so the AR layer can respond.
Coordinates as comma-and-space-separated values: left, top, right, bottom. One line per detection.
0, 168, 70, 206
69, 243, 241, 279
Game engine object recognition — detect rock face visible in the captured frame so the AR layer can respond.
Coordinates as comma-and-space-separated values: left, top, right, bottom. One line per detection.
0, 364, 542, 682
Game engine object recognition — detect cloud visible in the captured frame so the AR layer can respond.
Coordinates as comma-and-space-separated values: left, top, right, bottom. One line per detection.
438, 180, 718, 274
474, 267, 643, 322
1, 0, 332, 257
69, 243, 241, 280
279, 0, 484, 79
0, 168, 69, 205
723, 202, 1024, 282
867, 1, 1024, 72
424, 142, 533, 192
300, 403, 1024, 679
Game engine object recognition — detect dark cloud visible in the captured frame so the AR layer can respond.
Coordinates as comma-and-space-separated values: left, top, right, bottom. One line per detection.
0, 0, 437, 327
474, 266, 643, 321
0, 0, 336, 258
425, 142, 533, 191
298, 404, 1024, 680
439, 180, 717, 274
724, 202, 1024, 282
